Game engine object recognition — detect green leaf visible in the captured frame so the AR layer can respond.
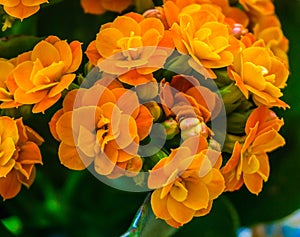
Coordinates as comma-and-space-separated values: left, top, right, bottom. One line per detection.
0, 35, 42, 58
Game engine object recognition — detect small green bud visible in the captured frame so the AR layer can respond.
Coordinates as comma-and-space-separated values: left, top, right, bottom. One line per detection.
227, 110, 252, 134
161, 117, 180, 140
143, 101, 163, 122
214, 69, 233, 87
222, 134, 246, 153
164, 54, 193, 75
219, 83, 244, 114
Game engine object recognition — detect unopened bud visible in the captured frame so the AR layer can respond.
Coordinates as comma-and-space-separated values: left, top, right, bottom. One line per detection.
222, 134, 246, 153
180, 117, 201, 140
161, 117, 180, 140
135, 81, 158, 101
227, 110, 252, 134
219, 83, 244, 114
143, 101, 162, 122
164, 54, 193, 75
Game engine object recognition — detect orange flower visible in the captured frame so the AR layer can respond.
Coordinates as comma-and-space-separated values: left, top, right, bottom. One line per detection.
0, 59, 21, 108
228, 40, 289, 108
148, 136, 225, 227
171, 9, 239, 78
0, 0, 48, 20
85, 13, 174, 86
160, 0, 248, 29
5, 36, 82, 113
0, 116, 44, 200
80, 0, 133, 15
49, 80, 153, 178
253, 15, 289, 62
159, 75, 222, 139
221, 106, 285, 195
239, 0, 274, 17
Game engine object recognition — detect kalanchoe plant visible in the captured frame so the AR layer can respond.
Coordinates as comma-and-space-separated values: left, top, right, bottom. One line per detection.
0, 0, 297, 236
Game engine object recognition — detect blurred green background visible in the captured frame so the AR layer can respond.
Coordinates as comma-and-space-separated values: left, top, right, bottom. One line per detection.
1, 0, 300, 236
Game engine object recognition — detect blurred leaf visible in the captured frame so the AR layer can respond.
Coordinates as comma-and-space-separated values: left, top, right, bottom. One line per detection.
0, 35, 42, 58
0, 222, 15, 237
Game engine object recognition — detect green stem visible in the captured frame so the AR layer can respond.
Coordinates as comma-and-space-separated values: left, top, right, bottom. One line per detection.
120, 193, 178, 237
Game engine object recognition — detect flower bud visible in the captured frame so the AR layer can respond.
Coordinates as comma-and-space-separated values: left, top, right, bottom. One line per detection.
164, 54, 193, 75
143, 101, 162, 122
219, 83, 244, 114
222, 134, 246, 153
135, 81, 159, 101
214, 69, 234, 87
227, 110, 252, 134
161, 117, 180, 140
180, 117, 201, 140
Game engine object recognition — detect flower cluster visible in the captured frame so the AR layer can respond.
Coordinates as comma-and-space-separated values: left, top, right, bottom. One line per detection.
0, 0, 289, 230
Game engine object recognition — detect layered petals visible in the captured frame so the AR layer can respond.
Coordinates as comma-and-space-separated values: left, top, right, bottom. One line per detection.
0, 0, 48, 20
49, 79, 153, 178
228, 41, 289, 108
0, 116, 43, 200
85, 14, 174, 86
221, 106, 285, 195
4, 36, 82, 113
149, 136, 225, 227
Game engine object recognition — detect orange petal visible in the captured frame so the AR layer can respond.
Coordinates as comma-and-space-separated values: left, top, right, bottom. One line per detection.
170, 180, 188, 202
80, 0, 105, 14
17, 141, 43, 165
67, 40, 83, 73
221, 141, 242, 173
13, 61, 35, 91
166, 195, 195, 224
62, 89, 79, 111
77, 125, 97, 157
4, 5, 40, 20
49, 74, 76, 97
0, 138, 16, 167
118, 70, 154, 86
58, 142, 92, 170
17, 165, 36, 188
101, 0, 132, 13
0, 116, 18, 143
251, 130, 285, 153
111, 15, 141, 36
256, 153, 270, 181
135, 105, 153, 140
243, 172, 263, 195
114, 114, 138, 149
204, 168, 225, 199
85, 40, 101, 66
56, 111, 76, 146
183, 180, 210, 210
96, 28, 123, 58
94, 144, 118, 175
32, 93, 61, 113
53, 40, 73, 72
31, 40, 60, 66
0, 159, 15, 178
151, 188, 172, 220
0, 170, 21, 200
14, 88, 47, 104
49, 109, 64, 141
